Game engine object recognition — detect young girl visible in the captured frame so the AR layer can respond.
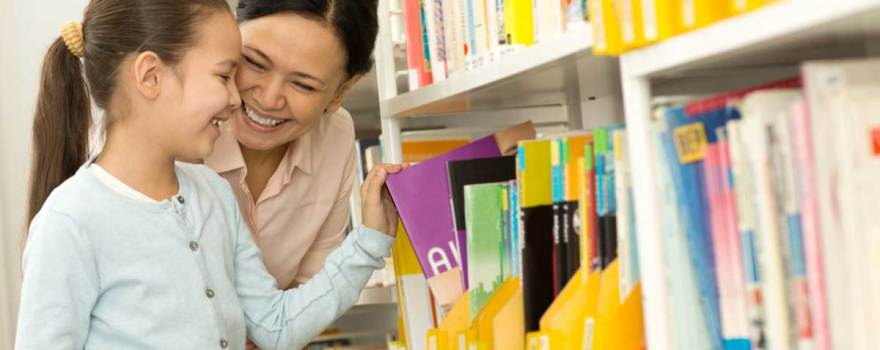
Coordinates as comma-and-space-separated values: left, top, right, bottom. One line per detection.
16, 1, 403, 349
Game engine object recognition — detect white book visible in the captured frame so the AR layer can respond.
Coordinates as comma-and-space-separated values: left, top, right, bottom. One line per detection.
802, 59, 880, 350
441, 0, 458, 76
471, 0, 489, 69
741, 90, 801, 350
828, 87, 880, 350
614, 130, 638, 302
727, 119, 770, 349
424, 0, 448, 82
400, 274, 434, 350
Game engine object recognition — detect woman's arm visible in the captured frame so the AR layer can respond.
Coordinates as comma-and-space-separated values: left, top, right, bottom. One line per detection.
15, 211, 99, 349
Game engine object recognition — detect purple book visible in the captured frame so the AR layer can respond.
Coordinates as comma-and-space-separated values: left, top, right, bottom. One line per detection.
386, 122, 535, 307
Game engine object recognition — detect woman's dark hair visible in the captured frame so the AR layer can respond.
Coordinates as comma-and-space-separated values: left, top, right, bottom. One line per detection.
27, 0, 230, 226
236, 0, 380, 78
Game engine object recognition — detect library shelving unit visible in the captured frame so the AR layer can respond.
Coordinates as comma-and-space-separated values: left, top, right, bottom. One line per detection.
373, 0, 621, 166
619, 1, 880, 349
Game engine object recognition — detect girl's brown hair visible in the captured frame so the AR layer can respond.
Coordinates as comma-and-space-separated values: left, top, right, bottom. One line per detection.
28, 0, 229, 226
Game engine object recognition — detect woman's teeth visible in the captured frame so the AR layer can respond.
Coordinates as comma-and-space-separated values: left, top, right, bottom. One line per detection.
211, 118, 223, 127
245, 106, 288, 128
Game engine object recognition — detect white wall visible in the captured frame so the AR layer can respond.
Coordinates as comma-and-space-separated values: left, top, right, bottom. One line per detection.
0, 0, 92, 347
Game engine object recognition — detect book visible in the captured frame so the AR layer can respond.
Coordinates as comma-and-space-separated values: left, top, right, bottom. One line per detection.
802, 59, 880, 350
679, 0, 729, 32
563, 135, 593, 278
727, 119, 767, 350
704, 138, 751, 350
653, 108, 710, 349
447, 156, 517, 290
517, 139, 555, 332
741, 90, 802, 350
788, 97, 829, 350
550, 140, 567, 296
504, 0, 535, 46
387, 122, 536, 309
640, 0, 681, 44
425, 0, 448, 82
590, 0, 623, 55
581, 143, 599, 272
770, 100, 813, 350
393, 223, 437, 350
617, 0, 646, 50
464, 182, 508, 320
612, 130, 639, 302
660, 103, 737, 349
403, 0, 433, 89
594, 126, 622, 270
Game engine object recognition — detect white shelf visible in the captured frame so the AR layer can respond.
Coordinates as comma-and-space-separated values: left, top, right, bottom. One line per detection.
380, 22, 597, 118
621, 0, 880, 80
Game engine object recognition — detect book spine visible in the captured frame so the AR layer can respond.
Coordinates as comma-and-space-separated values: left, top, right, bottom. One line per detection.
403, 0, 428, 90
789, 98, 829, 350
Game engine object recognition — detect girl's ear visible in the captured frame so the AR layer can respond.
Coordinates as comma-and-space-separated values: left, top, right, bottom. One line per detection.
324, 74, 363, 114
132, 51, 164, 100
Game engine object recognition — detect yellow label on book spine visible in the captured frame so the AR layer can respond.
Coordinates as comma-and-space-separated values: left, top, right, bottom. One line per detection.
673, 123, 708, 164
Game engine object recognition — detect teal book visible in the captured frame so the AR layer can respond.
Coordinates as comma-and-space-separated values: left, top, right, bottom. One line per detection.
465, 182, 508, 320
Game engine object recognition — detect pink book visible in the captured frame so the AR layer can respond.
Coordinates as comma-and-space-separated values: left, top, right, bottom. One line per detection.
717, 140, 752, 347
789, 98, 829, 350
705, 143, 751, 346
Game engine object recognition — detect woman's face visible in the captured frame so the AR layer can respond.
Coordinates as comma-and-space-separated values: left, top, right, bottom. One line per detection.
232, 12, 356, 152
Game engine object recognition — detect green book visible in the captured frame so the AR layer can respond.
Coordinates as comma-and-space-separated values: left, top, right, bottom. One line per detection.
465, 182, 508, 320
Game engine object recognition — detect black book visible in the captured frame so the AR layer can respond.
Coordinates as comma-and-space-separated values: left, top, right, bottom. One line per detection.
446, 155, 516, 288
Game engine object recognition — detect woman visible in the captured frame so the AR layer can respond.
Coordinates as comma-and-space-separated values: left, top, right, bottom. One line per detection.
206, 0, 378, 300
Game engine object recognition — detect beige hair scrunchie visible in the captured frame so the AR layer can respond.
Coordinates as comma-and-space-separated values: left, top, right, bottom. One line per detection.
61, 21, 84, 58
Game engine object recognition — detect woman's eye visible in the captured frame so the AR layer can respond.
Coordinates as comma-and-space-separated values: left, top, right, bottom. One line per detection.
293, 82, 316, 92
243, 55, 266, 71
219, 75, 232, 82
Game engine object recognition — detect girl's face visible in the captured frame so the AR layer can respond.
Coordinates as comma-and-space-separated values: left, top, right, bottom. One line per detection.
231, 12, 357, 152
153, 10, 243, 160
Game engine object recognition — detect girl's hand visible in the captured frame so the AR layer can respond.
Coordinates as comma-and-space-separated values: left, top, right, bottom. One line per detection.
361, 163, 408, 237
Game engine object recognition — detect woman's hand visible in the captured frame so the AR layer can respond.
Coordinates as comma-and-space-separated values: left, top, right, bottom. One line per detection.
361, 163, 408, 237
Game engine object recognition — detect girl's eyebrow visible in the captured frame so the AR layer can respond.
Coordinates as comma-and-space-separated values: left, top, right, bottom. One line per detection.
217, 59, 238, 70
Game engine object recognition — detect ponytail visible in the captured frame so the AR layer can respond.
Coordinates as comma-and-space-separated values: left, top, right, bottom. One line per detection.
27, 37, 92, 227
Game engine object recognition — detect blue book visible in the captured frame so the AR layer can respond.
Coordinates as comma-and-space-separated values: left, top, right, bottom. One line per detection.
660, 105, 741, 350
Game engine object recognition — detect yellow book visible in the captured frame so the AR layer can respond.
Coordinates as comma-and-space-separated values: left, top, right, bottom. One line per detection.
616, 0, 646, 50
402, 139, 471, 163
679, 0, 730, 32
640, 0, 682, 44
518, 140, 553, 207
590, 0, 624, 55
503, 0, 535, 46
730, 0, 774, 15
539, 267, 602, 349
564, 135, 593, 202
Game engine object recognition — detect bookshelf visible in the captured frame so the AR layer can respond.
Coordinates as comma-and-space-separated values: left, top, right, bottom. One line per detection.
371, 0, 880, 349
375, 0, 620, 165
620, 1, 880, 349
